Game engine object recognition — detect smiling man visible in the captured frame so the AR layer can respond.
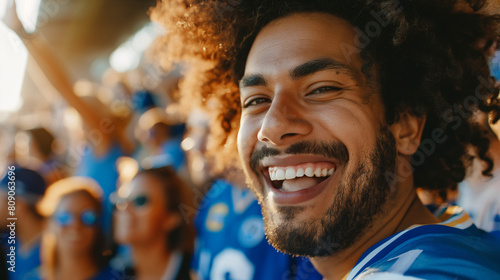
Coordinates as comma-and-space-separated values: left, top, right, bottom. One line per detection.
153, 0, 500, 279
239, 14, 407, 262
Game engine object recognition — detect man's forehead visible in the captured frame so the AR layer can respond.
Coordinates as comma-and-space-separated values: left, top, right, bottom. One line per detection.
244, 12, 363, 78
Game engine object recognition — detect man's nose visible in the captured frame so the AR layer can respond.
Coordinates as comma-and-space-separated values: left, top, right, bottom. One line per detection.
257, 96, 312, 146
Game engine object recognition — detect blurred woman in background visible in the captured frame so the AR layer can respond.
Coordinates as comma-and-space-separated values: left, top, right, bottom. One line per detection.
37, 177, 116, 280
113, 167, 194, 280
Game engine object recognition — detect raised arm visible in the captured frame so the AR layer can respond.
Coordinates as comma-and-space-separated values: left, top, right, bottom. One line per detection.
2, 1, 134, 153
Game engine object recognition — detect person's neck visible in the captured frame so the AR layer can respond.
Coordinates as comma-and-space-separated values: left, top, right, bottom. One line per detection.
56, 252, 98, 280
17, 214, 43, 251
131, 240, 171, 280
311, 171, 439, 280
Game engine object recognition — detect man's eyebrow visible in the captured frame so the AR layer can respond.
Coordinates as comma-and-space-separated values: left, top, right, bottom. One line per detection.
239, 58, 357, 88
239, 74, 267, 88
290, 57, 356, 80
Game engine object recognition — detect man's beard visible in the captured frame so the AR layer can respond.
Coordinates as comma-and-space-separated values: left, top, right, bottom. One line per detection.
249, 126, 397, 257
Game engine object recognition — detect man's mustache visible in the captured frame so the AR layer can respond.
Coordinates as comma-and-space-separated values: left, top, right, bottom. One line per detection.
250, 140, 349, 173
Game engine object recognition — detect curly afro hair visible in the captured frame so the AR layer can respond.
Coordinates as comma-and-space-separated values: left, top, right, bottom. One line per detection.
151, 0, 500, 190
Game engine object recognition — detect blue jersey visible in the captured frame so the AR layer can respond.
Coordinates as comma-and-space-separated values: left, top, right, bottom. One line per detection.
346, 208, 500, 280
192, 180, 321, 280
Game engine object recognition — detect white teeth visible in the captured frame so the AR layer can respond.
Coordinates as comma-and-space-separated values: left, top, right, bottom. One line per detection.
270, 169, 276, 181
305, 167, 314, 177
285, 168, 296, 179
314, 168, 322, 177
296, 168, 304, 177
269, 166, 336, 182
276, 169, 285, 180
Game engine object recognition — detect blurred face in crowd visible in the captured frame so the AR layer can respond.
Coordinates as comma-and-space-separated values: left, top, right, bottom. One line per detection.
182, 110, 212, 188
14, 131, 31, 166
237, 13, 400, 256
49, 192, 100, 256
114, 174, 177, 245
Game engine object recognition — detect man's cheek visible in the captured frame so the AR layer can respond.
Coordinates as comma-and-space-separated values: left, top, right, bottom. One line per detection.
237, 121, 257, 159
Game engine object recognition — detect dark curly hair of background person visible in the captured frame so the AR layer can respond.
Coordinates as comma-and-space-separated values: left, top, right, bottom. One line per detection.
151, 0, 500, 191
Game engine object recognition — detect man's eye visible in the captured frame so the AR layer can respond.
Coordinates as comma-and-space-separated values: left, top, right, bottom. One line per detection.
308, 86, 342, 95
243, 97, 270, 108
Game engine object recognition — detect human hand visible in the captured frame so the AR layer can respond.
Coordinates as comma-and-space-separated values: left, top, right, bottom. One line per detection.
1, 0, 25, 35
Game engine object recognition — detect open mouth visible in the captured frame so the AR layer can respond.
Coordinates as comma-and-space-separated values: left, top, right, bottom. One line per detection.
267, 162, 336, 192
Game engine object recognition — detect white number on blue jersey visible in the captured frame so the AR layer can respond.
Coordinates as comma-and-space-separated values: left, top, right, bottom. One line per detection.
210, 248, 255, 280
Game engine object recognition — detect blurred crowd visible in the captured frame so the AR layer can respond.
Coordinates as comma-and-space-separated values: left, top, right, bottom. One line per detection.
0, 2, 320, 279
1, 1, 500, 280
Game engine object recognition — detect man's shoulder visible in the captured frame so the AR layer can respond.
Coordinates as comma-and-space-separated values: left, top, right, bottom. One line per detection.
380, 225, 500, 275
349, 211, 500, 279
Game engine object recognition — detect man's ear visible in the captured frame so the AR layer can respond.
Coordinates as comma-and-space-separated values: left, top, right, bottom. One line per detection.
389, 112, 426, 156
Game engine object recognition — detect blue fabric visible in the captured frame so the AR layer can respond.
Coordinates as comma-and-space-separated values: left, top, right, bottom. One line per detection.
191, 180, 322, 280
139, 138, 186, 171
74, 144, 123, 199
74, 144, 124, 236
160, 138, 185, 171
349, 222, 500, 279
491, 230, 500, 240
2, 238, 41, 280
91, 265, 120, 280
131, 90, 157, 114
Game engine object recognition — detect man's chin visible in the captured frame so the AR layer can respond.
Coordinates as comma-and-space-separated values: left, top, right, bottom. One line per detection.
260, 203, 342, 257
263, 218, 346, 257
